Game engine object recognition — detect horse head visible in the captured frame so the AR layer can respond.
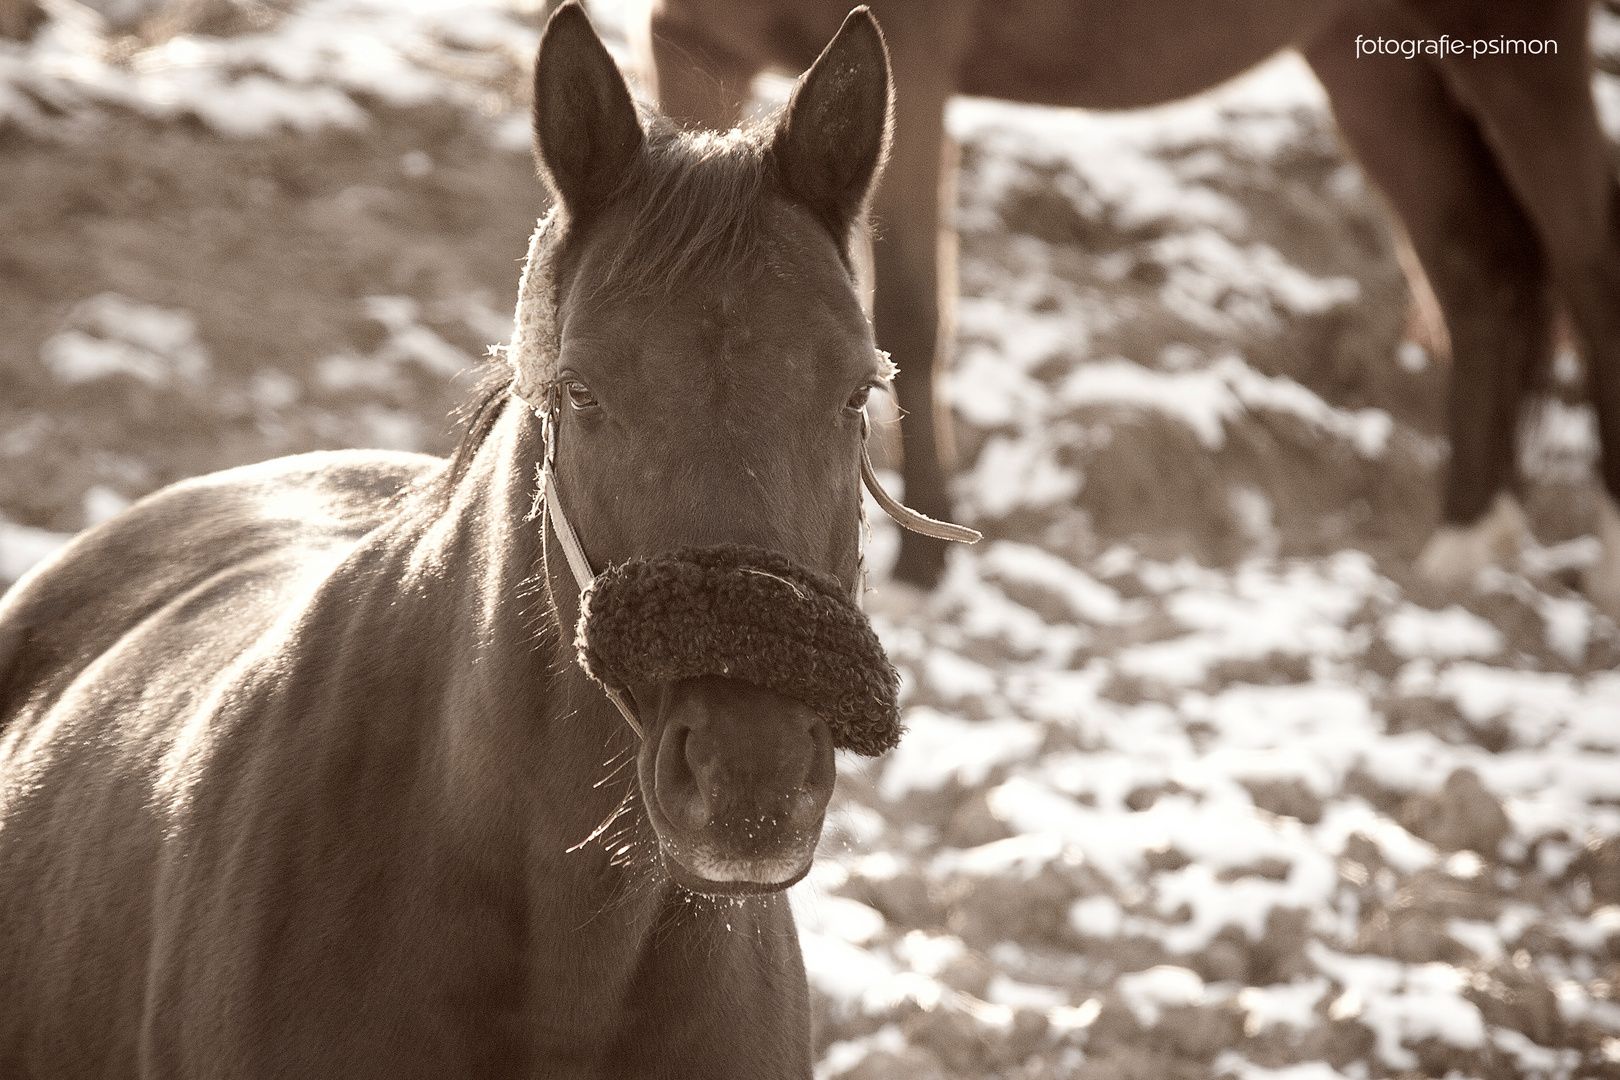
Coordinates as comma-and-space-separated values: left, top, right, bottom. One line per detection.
520, 3, 897, 895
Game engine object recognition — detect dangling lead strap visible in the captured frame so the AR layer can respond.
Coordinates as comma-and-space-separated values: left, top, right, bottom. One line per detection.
858, 411, 981, 545
542, 457, 646, 740
860, 446, 981, 544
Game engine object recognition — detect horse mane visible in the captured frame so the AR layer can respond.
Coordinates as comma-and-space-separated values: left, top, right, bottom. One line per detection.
415, 366, 513, 511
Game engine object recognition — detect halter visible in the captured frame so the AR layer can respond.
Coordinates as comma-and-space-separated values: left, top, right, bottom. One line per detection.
505, 210, 978, 741
533, 396, 646, 738
523, 381, 978, 741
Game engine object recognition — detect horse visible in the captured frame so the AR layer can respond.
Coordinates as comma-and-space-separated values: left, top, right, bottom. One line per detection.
642, 0, 1620, 608
0, 6, 974, 1075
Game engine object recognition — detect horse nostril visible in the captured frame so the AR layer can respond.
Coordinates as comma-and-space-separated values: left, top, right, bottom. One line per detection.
656, 722, 711, 832
788, 717, 836, 830
788, 788, 823, 829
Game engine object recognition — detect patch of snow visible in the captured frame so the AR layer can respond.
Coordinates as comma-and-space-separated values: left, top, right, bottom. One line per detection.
81, 485, 130, 526
947, 52, 1328, 224
1214, 1058, 1361, 1080
814, 1024, 906, 1080
362, 295, 475, 380
1116, 965, 1206, 1027
1383, 604, 1504, 660
40, 293, 210, 387
1056, 356, 1391, 457
1152, 230, 1359, 334
1490, 1026, 1580, 1077
0, 518, 74, 585
1522, 399, 1599, 483
933, 832, 1071, 880
961, 431, 1082, 519
3, 0, 542, 139
1236, 979, 1330, 1036
799, 932, 897, 1012
1446, 919, 1504, 963
892, 931, 965, 977
979, 540, 1132, 626
986, 974, 1070, 1010
878, 708, 1044, 800
1310, 946, 1485, 1069
1069, 894, 1126, 939
1434, 663, 1579, 746
920, 649, 997, 703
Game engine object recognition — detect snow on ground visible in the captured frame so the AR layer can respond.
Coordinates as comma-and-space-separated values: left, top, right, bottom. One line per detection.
799, 525, 1620, 1077
0, 0, 543, 141
4, 2, 1620, 1078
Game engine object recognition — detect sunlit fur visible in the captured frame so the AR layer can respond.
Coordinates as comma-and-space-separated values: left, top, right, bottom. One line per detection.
0, 4, 895, 1075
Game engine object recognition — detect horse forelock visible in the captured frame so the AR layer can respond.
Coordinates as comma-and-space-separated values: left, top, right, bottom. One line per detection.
613, 117, 773, 291
505, 115, 801, 407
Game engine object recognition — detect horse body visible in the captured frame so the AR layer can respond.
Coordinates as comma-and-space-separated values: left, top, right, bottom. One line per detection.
648, 0, 1620, 602
1, 4, 902, 1074
0, 426, 811, 1076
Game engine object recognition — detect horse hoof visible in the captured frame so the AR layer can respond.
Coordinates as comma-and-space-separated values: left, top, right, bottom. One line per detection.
1414, 493, 1527, 587
1581, 493, 1620, 622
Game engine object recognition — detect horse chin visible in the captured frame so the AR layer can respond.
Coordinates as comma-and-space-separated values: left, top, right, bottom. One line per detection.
660, 844, 816, 897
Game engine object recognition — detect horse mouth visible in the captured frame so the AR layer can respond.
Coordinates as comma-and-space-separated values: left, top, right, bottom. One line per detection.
659, 842, 816, 896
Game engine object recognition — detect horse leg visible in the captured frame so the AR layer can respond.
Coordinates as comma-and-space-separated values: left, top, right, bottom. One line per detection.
1398, 0, 1620, 616
875, 101, 951, 587
873, 4, 976, 588
1304, 5, 1553, 583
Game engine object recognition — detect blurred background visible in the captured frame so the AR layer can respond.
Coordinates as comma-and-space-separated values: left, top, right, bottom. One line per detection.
4, 2, 1620, 1078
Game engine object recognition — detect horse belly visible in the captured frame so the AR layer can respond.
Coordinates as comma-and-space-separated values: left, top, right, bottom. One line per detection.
954, 0, 1334, 108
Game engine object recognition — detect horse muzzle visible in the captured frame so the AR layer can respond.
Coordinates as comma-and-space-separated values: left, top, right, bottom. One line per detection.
576, 544, 899, 894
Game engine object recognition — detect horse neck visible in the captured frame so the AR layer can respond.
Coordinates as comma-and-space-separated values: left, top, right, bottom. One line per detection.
415, 396, 656, 912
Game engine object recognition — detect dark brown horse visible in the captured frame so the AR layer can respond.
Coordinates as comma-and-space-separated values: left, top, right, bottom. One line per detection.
0, 5, 932, 1075
644, 0, 1620, 608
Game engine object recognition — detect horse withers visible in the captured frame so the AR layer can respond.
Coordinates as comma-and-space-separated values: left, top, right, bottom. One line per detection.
0, 5, 943, 1075
645, 0, 1620, 606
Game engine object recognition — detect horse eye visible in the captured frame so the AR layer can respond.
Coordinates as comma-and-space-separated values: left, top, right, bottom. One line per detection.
844, 384, 873, 413
564, 379, 598, 410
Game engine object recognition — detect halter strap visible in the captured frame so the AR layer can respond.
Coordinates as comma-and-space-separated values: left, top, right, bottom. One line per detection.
537, 412, 646, 740
542, 461, 597, 596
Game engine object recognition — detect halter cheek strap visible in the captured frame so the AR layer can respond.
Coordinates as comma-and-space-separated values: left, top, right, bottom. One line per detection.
539, 441, 647, 740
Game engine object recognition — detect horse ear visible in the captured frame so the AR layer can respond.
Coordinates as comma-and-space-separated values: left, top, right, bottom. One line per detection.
531, 1, 644, 221
771, 6, 892, 243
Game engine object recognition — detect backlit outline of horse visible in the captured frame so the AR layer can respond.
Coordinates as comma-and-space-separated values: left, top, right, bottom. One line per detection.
0, 6, 972, 1075
643, 0, 1620, 610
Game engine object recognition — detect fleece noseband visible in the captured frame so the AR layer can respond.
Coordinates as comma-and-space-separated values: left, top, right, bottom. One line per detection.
577, 543, 903, 757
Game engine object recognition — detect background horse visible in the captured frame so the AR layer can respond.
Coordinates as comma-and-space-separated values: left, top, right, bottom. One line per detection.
643, 0, 1620, 604
0, 5, 897, 1075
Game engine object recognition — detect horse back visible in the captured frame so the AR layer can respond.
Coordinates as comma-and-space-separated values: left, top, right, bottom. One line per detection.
0, 450, 437, 723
